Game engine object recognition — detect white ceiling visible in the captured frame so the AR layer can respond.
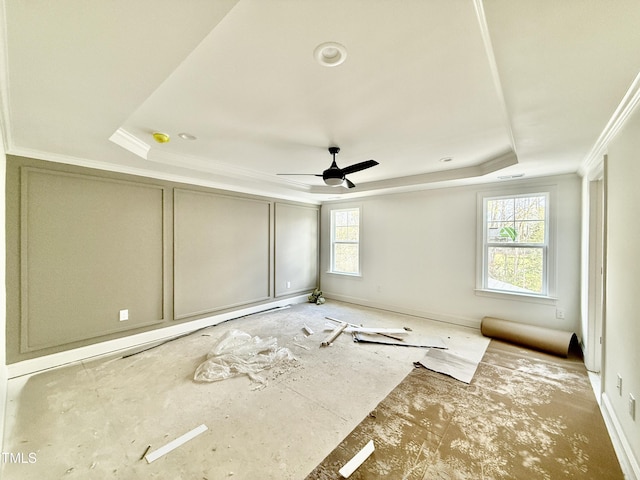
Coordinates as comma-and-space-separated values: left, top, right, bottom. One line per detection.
2, 0, 640, 201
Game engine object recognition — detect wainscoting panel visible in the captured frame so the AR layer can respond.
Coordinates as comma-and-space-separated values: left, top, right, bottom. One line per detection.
20, 167, 166, 352
274, 203, 319, 297
173, 189, 271, 319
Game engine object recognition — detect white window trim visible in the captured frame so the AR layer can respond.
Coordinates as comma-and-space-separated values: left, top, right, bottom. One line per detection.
475, 184, 558, 304
328, 206, 362, 277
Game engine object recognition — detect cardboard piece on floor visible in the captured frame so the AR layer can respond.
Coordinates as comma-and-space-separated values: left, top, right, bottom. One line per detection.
417, 348, 479, 384
145, 424, 208, 463
338, 439, 375, 478
353, 332, 447, 349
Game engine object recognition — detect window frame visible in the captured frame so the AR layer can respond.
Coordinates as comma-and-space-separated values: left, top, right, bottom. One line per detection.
476, 185, 557, 303
329, 206, 362, 276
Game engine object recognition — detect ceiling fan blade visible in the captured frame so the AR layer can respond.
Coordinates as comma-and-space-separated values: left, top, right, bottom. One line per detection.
345, 178, 356, 189
341, 159, 379, 175
277, 173, 323, 177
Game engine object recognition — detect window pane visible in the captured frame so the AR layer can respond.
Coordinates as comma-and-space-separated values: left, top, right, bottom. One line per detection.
334, 211, 348, 226
515, 195, 546, 221
334, 226, 348, 241
347, 210, 359, 226
487, 198, 515, 222
487, 222, 517, 242
334, 226, 359, 242
334, 244, 359, 274
515, 220, 545, 243
487, 246, 543, 294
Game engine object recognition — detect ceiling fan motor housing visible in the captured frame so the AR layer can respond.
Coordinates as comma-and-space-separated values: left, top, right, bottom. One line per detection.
324, 147, 344, 185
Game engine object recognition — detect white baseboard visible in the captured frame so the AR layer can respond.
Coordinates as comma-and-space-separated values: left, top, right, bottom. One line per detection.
601, 392, 640, 480
6, 295, 309, 379
323, 292, 482, 330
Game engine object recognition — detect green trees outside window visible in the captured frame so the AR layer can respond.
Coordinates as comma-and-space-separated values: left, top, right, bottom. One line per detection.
330, 208, 360, 275
485, 194, 548, 294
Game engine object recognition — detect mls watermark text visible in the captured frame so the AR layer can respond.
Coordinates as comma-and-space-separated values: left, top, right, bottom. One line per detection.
1, 451, 37, 464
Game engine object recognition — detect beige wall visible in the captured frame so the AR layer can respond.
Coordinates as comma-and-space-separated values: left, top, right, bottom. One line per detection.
5, 155, 319, 363
274, 203, 319, 297
604, 107, 640, 470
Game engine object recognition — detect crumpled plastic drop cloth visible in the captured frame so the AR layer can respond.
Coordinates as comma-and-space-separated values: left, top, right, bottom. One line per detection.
194, 329, 296, 385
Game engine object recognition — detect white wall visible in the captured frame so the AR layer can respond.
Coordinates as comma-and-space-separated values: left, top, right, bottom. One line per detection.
603, 105, 640, 476
321, 174, 582, 333
579, 170, 605, 372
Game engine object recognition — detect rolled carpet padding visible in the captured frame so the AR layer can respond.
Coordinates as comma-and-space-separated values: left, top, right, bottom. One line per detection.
481, 316, 577, 357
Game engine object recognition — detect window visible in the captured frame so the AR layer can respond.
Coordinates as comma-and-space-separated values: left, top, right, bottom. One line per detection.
330, 208, 360, 275
480, 192, 551, 296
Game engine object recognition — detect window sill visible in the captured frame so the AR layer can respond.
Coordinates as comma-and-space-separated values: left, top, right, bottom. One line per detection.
475, 288, 557, 305
326, 271, 362, 278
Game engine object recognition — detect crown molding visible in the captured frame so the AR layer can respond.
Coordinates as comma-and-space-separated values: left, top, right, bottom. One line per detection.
579, 71, 640, 179
5, 145, 321, 204
108, 128, 151, 160
311, 149, 518, 196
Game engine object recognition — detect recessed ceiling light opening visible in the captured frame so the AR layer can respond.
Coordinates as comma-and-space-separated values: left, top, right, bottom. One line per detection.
178, 132, 197, 140
314, 42, 347, 67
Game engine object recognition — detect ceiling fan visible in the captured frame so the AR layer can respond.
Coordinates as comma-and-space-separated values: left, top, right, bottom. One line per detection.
278, 147, 379, 188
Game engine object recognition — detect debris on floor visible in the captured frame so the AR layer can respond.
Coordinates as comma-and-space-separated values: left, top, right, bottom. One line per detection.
308, 288, 325, 305
321, 322, 348, 347
338, 439, 375, 478
193, 330, 296, 385
139, 445, 151, 461
353, 332, 448, 349
415, 348, 479, 383
322, 315, 447, 350
144, 424, 208, 463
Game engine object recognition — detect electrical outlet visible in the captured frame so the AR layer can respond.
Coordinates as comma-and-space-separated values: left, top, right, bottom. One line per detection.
630, 394, 636, 420
617, 374, 622, 395
286, 281, 291, 289
555, 308, 565, 319
119, 309, 129, 321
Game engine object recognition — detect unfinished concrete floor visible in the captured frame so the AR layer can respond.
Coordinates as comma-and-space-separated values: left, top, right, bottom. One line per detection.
2, 301, 490, 479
